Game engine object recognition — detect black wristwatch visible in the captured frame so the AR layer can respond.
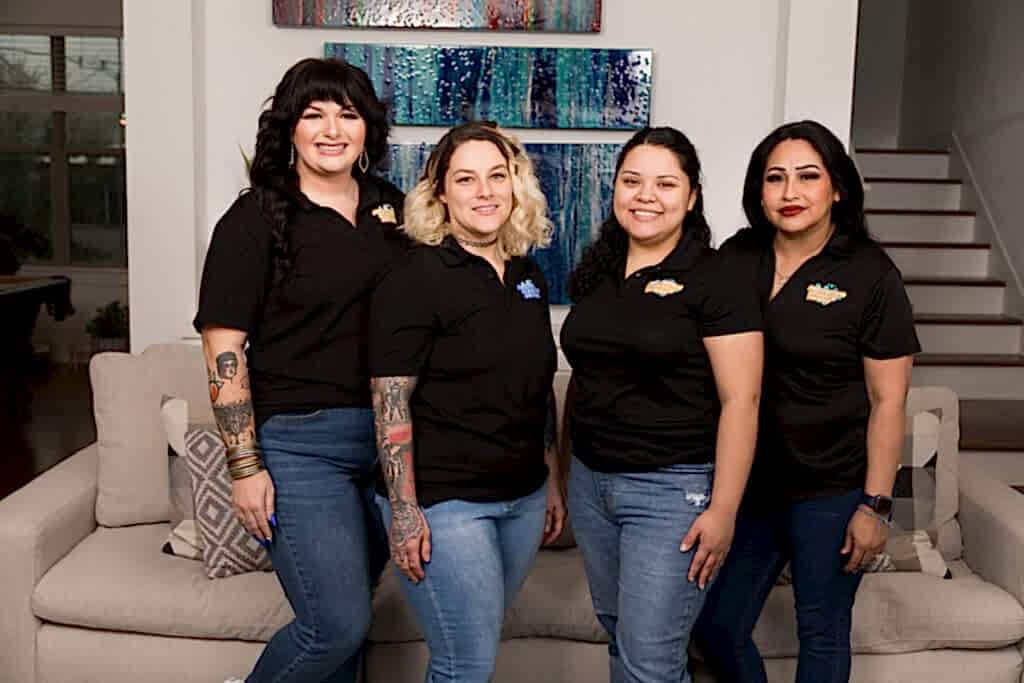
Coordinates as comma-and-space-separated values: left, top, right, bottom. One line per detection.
860, 492, 894, 522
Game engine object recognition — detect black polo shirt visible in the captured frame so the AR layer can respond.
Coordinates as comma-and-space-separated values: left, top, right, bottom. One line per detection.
721, 228, 921, 501
193, 174, 406, 425
370, 238, 557, 507
560, 230, 762, 472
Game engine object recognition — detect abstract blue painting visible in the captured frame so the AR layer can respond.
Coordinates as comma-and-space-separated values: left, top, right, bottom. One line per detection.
325, 44, 652, 130
387, 143, 619, 303
273, 0, 602, 32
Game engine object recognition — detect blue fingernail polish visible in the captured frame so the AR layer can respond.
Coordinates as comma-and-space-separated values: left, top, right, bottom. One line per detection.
269, 514, 278, 528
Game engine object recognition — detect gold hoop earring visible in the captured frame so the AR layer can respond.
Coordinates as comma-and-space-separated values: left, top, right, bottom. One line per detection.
358, 149, 369, 173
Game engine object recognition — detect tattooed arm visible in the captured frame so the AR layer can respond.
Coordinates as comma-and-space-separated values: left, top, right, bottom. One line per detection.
542, 387, 567, 544
371, 376, 431, 583
200, 326, 275, 542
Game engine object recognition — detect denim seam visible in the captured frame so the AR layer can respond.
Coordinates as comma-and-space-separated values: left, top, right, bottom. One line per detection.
269, 517, 322, 683
423, 564, 456, 681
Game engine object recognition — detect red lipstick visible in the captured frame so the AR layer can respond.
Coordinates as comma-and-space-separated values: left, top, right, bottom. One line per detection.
779, 205, 804, 217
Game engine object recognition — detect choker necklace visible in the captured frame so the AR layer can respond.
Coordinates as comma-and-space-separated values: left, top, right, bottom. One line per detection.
453, 234, 499, 248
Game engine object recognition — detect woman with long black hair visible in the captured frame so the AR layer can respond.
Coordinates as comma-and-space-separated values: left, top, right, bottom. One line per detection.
194, 58, 407, 682
560, 126, 763, 682
693, 120, 920, 683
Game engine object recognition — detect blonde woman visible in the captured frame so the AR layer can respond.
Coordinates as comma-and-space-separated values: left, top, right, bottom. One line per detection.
369, 121, 566, 682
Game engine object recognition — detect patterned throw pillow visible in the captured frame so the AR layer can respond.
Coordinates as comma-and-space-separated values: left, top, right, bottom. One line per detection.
184, 423, 273, 578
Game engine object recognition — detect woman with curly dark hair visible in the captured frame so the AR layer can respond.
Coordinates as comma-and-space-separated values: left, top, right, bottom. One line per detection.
560, 126, 763, 682
693, 120, 919, 683
193, 58, 406, 682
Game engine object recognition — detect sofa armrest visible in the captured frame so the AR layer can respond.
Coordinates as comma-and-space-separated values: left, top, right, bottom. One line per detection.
0, 444, 98, 683
959, 460, 1024, 606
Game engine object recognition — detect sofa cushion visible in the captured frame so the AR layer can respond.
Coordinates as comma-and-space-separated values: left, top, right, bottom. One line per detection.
92, 344, 210, 526
33, 525, 291, 641
369, 546, 606, 643
755, 571, 1024, 657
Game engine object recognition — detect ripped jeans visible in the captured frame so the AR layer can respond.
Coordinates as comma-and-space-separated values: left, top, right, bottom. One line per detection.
568, 456, 714, 683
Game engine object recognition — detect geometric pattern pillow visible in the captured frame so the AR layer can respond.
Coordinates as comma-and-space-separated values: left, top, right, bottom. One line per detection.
183, 423, 273, 579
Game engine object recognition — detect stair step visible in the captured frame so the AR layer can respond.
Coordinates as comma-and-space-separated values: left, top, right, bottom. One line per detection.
864, 179, 963, 211
914, 315, 1022, 355
905, 277, 1006, 315
868, 210, 975, 242
916, 353, 1024, 366
883, 242, 990, 278
959, 400, 1024, 451
913, 354, 1024, 399
856, 150, 950, 179
915, 314, 1022, 325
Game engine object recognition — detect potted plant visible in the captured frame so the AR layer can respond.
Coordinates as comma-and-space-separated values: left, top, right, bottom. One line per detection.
86, 300, 129, 353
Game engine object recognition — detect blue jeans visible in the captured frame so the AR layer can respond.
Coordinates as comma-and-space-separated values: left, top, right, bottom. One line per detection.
248, 408, 388, 683
693, 488, 865, 683
376, 482, 547, 683
568, 456, 714, 683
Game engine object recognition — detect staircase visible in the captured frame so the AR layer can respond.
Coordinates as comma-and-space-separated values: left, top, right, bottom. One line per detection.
857, 148, 1024, 483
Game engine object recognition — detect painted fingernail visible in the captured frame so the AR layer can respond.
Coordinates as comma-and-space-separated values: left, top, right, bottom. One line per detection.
269, 514, 278, 527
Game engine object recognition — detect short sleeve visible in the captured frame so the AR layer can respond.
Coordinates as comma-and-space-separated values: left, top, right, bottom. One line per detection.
859, 266, 921, 359
370, 252, 436, 377
698, 250, 764, 338
193, 194, 271, 334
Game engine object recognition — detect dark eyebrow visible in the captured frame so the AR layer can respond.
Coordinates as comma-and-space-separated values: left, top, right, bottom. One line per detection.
452, 164, 507, 175
619, 169, 682, 180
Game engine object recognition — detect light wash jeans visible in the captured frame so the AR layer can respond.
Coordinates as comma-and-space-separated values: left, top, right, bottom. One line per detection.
248, 407, 388, 683
568, 455, 714, 683
376, 482, 547, 683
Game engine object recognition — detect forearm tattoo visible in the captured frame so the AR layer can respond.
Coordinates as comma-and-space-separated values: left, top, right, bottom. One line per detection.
371, 377, 422, 544
213, 399, 255, 446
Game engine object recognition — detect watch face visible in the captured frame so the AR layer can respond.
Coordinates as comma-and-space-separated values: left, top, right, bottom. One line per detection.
874, 496, 894, 517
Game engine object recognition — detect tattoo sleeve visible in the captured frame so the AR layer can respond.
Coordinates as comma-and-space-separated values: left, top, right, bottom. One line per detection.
202, 339, 257, 449
371, 376, 421, 545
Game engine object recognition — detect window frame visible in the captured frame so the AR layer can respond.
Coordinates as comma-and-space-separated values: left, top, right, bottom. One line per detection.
0, 30, 125, 268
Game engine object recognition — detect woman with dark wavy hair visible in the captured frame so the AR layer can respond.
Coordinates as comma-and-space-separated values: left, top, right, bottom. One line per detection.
560, 126, 763, 682
693, 120, 919, 683
194, 57, 407, 683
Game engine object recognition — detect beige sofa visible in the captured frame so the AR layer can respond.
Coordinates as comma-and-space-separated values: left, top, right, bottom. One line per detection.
2, 343, 1024, 683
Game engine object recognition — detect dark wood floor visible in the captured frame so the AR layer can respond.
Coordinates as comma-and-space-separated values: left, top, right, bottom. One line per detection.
0, 363, 95, 500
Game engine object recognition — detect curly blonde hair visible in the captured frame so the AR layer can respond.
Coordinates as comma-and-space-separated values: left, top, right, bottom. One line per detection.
402, 122, 553, 259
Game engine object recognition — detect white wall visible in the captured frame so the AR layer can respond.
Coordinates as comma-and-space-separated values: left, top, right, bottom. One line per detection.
900, 0, 1024, 299
125, 0, 859, 352
851, 0, 909, 148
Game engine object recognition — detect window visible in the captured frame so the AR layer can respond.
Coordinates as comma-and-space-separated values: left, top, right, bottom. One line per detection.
0, 34, 125, 267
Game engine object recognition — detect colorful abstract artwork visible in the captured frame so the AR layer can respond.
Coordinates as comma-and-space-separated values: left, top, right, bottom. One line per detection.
273, 0, 601, 32
387, 143, 619, 303
326, 43, 652, 130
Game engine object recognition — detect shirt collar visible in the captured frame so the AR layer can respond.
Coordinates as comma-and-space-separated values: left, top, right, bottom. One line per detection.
645, 226, 707, 275
290, 173, 385, 215
438, 235, 526, 276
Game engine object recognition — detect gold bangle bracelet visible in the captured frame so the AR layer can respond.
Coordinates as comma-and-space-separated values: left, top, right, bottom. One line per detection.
226, 443, 262, 457
230, 464, 265, 480
227, 454, 263, 467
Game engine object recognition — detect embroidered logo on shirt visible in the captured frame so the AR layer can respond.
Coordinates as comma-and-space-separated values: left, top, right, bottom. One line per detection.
371, 204, 397, 224
806, 282, 848, 306
516, 279, 542, 300
644, 279, 685, 297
